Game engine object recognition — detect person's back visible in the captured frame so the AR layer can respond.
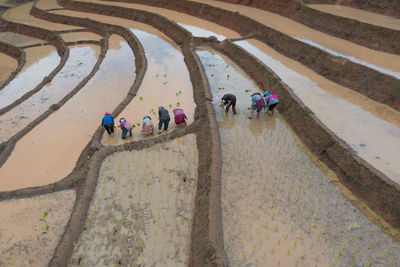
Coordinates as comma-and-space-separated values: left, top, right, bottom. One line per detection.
142, 116, 154, 135
159, 106, 170, 120
173, 108, 187, 125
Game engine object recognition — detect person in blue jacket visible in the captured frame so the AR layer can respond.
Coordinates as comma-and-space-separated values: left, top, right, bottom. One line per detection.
101, 111, 115, 136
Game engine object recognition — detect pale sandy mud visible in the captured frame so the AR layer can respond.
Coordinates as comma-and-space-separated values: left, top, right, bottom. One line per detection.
61, 32, 102, 43
0, 45, 59, 109
79, 0, 240, 40
0, 45, 100, 142
70, 134, 197, 266
36, 0, 64, 10
0, 35, 135, 191
0, 190, 76, 267
309, 4, 400, 31
234, 40, 400, 184
0, 51, 17, 86
197, 49, 400, 266
102, 28, 195, 145
0, 32, 46, 47
193, 0, 400, 74
3, 2, 82, 31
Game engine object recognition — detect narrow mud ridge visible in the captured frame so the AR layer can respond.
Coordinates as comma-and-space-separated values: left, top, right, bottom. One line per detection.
216, 0, 400, 55
303, 0, 400, 19
210, 39, 400, 228
0, 41, 24, 89
100, 0, 400, 111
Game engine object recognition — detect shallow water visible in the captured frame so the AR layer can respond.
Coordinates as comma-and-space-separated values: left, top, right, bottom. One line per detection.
0, 32, 46, 47
70, 134, 197, 266
101, 28, 195, 145
309, 4, 400, 31
3, 2, 82, 31
60, 32, 103, 43
193, 0, 400, 73
0, 190, 75, 266
0, 46, 60, 109
234, 40, 400, 184
36, 0, 64, 10
0, 45, 100, 142
78, 0, 240, 40
197, 49, 400, 266
0, 35, 135, 191
0, 52, 17, 86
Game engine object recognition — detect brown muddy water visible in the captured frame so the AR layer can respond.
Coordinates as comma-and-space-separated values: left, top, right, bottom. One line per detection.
60, 32, 103, 43
70, 134, 197, 266
309, 4, 400, 31
0, 52, 17, 86
0, 190, 75, 266
0, 44, 100, 142
78, 0, 240, 40
194, 0, 400, 74
2, 2, 82, 31
0, 32, 46, 47
102, 28, 195, 145
0, 45, 60, 109
0, 35, 135, 191
234, 39, 400, 184
197, 48, 400, 266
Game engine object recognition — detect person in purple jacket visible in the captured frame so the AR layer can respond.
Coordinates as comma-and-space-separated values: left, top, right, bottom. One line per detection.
119, 118, 132, 139
173, 108, 188, 126
101, 112, 114, 136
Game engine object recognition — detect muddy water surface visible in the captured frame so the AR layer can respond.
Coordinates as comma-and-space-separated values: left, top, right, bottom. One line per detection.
102, 28, 195, 145
0, 32, 46, 47
309, 4, 400, 31
60, 32, 102, 43
197, 49, 400, 266
0, 35, 135, 191
36, 0, 64, 10
235, 40, 400, 184
0, 190, 75, 267
0, 45, 100, 142
70, 134, 197, 266
194, 0, 400, 73
0, 52, 17, 86
0, 46, 59, 109
79, 0, 240, 40
3, 2, 82, 31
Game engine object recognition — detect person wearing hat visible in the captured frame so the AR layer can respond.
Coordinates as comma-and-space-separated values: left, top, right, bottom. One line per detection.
158, 106, 171, 133
142, 116, 154, 136
218, 93, 237, 114
119, 118, 133, 139
173, 108, 188, 126
264, 91, 279, 115
101, 112, 115, 136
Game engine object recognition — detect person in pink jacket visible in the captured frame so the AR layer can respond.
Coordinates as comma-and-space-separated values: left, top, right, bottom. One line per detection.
173, 108, 188, 126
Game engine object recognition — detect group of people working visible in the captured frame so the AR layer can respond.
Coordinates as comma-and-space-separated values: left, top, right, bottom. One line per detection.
101, 107, 188, 139
218, 91, 279, 118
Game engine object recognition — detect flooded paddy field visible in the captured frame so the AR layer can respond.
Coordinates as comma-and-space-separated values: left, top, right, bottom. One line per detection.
0, 44, 100, 142
70, 135, 197, 266
0, 0, 399, 265
198, 49, 400, 266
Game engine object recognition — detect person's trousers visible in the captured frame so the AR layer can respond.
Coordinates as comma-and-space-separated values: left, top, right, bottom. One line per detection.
104, 124, 114, 135
159, 118, 170, 130
226, 99, 237, 114
121, 127, 132, 139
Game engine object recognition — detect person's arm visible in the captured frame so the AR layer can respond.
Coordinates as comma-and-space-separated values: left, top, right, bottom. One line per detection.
101, 117, 105, 126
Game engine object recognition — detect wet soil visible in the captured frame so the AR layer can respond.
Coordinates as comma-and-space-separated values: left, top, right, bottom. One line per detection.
0, 35, 135, 191
0, 190, 76, 267
60, 32, 102, 43
0, 51, 17, 86
309, 4, 400, 31
101, 28, 195, 145
2, 2, 82, 31
0, 44, 99, 142
194, 0, 400, 74
234, 39, 400, 184
35, 0, 64, 10
70, 135, 197, 266
0, 45, 59, 109
0, 31, 46, 47
197, 48, 400, 266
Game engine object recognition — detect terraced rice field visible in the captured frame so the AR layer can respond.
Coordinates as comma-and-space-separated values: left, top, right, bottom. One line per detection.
0, 0, 399, 266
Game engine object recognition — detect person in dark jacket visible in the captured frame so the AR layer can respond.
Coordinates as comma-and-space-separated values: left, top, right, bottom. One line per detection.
219, 93, 237, 114
101, 112, 114, 136
158, 106, 170, 133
